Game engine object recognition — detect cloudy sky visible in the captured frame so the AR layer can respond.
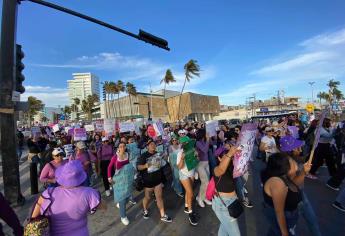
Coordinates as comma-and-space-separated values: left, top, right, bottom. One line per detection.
5, 0, 345, 107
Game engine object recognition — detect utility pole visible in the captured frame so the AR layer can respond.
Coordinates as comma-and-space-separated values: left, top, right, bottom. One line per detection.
0, 0, 24, 204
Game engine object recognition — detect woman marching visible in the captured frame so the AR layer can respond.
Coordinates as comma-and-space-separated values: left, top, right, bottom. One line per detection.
168, 135, 184, 198
212, 143, 242, 236
107, 142, 135, 226
97, 137, 114, 197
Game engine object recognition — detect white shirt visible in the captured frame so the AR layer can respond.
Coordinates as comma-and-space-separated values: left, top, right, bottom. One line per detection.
177, 150, 195, 177
261, 135, 278, 154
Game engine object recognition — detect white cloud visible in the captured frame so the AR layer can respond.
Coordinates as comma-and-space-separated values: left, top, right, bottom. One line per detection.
21, 86, 69, 107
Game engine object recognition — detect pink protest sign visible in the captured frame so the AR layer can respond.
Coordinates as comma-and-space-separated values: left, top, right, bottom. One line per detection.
74, 128, 87, 141
233, 123, 257, 178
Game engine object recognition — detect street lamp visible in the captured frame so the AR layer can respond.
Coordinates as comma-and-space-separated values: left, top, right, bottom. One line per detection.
308, 82, 315, 103
133, 102, 152, 121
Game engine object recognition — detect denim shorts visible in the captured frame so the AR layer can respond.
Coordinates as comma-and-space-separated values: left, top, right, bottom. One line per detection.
179, 170, 195, 181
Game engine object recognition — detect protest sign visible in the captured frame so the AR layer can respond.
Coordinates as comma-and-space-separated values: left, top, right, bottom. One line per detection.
147, 125, 156, 138
206, 120, 218, 137
66, 127, 74, 136
113, 164, 135, 202
73, 128, 87, 141
85, 124, 95, 132
94, 120, 104, 132
308, 110, 327, 164
183, 139, 199, 171
52, 124, 60, 133
104, 119, 115, 136
134, 118, 144, 134
153, 121, 164, 136
31, 126, 41, 137
233, 123, 257, 178
119, 122, 135, 133
287, 126, 299, 139
45, 128, 53, 137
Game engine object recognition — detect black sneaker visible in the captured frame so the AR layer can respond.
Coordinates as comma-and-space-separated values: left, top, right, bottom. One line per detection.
326, 182, 340, 191
242, 198, 254, 208
143, 210, 149, 219
189, 212, 198, 226
184, 207, 192, 214
160, 214, 172, 223
332, 201, 345, 212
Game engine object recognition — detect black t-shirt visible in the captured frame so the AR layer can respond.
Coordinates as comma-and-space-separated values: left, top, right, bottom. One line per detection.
214, 161, 235, 193
137, 151, 162, 188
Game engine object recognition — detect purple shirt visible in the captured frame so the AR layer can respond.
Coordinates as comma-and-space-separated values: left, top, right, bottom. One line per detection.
97, 144, 114, 161
39, 160, 67, 183
40, 187, 100, 236
196, 140, 209, 162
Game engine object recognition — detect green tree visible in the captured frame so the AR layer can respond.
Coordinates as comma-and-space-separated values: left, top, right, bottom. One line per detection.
116, 80, 125, 118
317, 91, 329, 104
126, 82, 137, 117
81, 95, 99, 121
41, 116, 49, 123
178, 59, 200, 121
109, 81, 118, 118
103, 81, 111, 118
72, 98, 80, 121
27, 96, 44, 124
63, 105, 71, 120
161, 69, 176, 120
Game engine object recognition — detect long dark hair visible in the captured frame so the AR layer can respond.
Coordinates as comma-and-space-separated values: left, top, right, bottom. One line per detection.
196, 129, 206, 141
261, 152, 291, 184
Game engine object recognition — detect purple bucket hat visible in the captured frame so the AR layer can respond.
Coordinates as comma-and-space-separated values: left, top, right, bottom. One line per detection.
280, 135, 304, 152
55, 160, 86, 187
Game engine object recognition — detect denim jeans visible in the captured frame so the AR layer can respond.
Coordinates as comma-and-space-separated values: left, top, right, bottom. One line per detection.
17, 146, 23, 160
119, 197, 129, 218
212, 195, 241, 236
299, 190, 322, 236
336, 186, 345, 204
172, 166, 183, 194
197, 161, 210, 201
263, 202, 300, 236
234, 176, 245, 201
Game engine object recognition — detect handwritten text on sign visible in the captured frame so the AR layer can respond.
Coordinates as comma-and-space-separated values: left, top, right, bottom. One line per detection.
74, 128, 87, 141
233, 123, 257, 178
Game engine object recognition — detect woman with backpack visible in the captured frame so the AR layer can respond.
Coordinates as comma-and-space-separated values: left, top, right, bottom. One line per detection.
212, 143, 242, 236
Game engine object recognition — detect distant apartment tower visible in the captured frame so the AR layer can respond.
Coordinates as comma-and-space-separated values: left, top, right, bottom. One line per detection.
67, 73, 100, 105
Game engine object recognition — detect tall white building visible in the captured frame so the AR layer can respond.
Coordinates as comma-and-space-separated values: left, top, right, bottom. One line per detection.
67, 73, 100, 105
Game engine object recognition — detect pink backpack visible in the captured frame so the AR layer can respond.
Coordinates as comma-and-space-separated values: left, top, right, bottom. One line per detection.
206, 176, 222, 201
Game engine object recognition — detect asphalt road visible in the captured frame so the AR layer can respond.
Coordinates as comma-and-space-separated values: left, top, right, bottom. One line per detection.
1, 152, 344, 236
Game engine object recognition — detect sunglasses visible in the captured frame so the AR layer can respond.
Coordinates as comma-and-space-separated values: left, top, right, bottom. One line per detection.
172, 139, 178, 142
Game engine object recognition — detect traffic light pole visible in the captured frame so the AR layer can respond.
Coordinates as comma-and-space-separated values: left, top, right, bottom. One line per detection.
0, 0, 24, 205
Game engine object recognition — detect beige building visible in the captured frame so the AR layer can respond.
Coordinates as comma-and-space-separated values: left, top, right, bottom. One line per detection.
68, 73, 100, 105
166, 92, 220, 122
100, 91, 220, 122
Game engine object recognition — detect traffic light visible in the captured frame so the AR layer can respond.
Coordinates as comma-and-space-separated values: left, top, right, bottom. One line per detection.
138, 30, 169, 51
15, 44, 25, 94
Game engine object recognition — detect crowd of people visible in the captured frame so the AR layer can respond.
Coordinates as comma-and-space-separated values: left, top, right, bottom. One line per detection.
2, 112, 345, 236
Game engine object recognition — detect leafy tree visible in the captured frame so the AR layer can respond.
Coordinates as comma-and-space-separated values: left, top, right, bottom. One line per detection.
27, 96, 44, 124
178, 59, 200, 121
81, 95, 99, 121
116, 80, 125, 118
126, 82, 137, 116
72, 98, 80, 121
63, 105, 71, 120
161, 69, 176, 120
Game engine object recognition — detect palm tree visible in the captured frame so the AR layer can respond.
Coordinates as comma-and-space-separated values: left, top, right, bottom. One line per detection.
109, 81, 117, 118
126, 82, 137, 117
161, 69, 176, 120
72, 98, 80, 121
81, 95, 99, 121
103, 81, 112, 118
177, 59, 200, 121
116, 80, 125, 118
27, 96, 44, 126
63, 105, 71, 120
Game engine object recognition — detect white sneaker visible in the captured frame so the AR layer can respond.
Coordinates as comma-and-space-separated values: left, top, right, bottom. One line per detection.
109, 186, 113, 191
116, 203, 120, 209
197, 199, 205, 208
194, 172, 199, 180
204, 199, 212, 206
105, 190, 111, 197
121, 217, 130, 226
